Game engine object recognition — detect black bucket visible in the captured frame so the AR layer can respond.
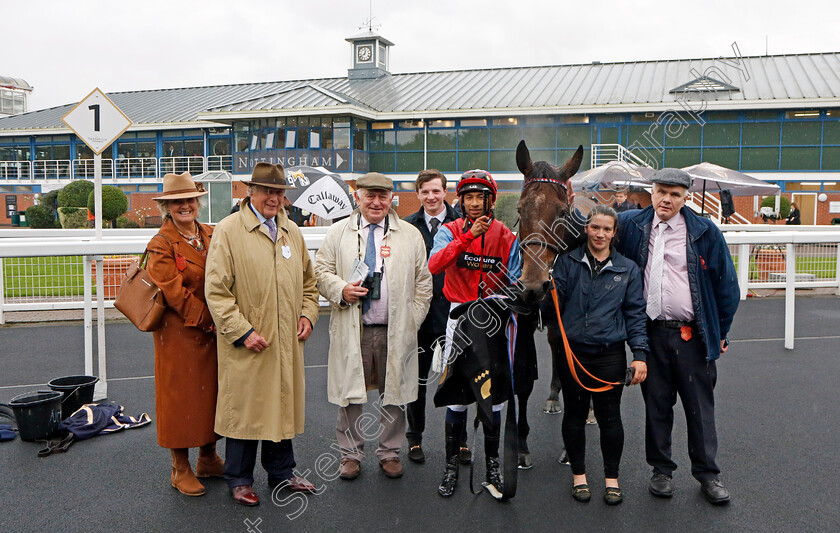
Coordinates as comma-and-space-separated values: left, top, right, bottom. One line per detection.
48, 375, 99, 419
8, 391, 63, 441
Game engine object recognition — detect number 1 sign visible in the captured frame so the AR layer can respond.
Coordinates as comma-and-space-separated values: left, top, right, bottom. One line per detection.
62, 88, 132, 154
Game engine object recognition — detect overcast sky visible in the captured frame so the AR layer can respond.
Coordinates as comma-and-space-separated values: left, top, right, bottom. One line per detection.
6, 0, 839, 112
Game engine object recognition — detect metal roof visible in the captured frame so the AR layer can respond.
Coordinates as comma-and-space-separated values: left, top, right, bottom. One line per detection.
0, 75, 33, 91
1, 52, 839, 133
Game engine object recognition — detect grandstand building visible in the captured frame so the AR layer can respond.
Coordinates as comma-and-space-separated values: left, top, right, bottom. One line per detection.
1, 33, 839, 224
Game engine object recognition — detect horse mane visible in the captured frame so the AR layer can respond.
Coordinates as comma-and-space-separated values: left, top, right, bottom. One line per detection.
522, 161, 569, 201
525, 161, 568, 183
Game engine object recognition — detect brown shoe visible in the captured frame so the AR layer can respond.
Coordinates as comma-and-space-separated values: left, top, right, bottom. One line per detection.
339, 458, 361, 480
170, 449, 206, 496
270, 476, 317, 493
195, 443, 225, 478
230, 485, 260, 506
380, 457, 403, 478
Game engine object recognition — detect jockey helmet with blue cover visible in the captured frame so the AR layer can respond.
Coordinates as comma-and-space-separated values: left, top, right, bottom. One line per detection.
456, 169, 498, 198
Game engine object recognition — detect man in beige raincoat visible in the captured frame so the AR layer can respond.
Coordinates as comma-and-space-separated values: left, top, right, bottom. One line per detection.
315, 172, 432, 481
205, 162, 320, 506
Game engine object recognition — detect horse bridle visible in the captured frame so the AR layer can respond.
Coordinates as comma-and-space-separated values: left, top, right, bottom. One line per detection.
518, 176, 572, 270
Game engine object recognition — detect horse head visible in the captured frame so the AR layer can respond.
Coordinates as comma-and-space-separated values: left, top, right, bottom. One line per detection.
516, 140, 584, 305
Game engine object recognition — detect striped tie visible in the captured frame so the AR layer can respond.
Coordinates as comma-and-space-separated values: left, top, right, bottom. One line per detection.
646, 222, 667, 320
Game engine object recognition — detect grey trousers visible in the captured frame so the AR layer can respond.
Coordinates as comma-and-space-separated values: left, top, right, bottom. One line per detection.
336, 325, 406, 461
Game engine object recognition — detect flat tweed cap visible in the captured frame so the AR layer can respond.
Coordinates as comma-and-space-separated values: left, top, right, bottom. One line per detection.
356, 172, 393, 191
650, 168, 692, 189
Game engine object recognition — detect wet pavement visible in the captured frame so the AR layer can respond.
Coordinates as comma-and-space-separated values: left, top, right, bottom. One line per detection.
0, 296, 838, 532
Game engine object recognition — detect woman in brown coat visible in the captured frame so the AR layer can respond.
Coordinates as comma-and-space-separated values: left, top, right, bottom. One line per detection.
147, 172, 223, 496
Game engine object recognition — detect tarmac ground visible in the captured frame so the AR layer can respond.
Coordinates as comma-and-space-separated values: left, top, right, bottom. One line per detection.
0, 296, 838, 532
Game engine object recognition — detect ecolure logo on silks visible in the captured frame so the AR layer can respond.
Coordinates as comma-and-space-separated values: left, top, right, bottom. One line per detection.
457, 253, 503, 272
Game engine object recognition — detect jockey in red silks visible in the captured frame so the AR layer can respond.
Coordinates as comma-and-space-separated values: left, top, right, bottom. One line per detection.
428, 169, 521, 498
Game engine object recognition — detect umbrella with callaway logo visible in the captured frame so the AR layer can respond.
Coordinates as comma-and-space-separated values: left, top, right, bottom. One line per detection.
283, 166, 356, 220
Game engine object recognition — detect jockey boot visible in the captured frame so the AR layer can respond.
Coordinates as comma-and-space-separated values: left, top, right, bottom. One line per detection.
518, 434, 533, 470
484, 422, 503, 493
458, 423, 472, 465
171, 449, 206, 496
438, 422, 462, 497
196, 442, 225, 478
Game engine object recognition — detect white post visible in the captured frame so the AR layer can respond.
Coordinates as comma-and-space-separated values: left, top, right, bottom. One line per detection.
835, 244, 840, 296
0, 257, 5, 325
94, 153, 102, 239
784, 243, 795, 350
423, 120, 428, 169
737, 244, 750, 300
94, 255, 107, 400
84, 256, 93, 376
93, 152, 107, 399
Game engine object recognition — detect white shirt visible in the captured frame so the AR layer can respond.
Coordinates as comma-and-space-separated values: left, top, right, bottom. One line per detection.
423, 210, 446, 234
360, 215, 389, 325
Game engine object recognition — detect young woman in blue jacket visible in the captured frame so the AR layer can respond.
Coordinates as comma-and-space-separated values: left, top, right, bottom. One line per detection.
543, 204, 649, 505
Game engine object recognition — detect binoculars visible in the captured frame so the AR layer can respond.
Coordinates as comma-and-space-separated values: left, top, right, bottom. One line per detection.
362, 272, 382, 300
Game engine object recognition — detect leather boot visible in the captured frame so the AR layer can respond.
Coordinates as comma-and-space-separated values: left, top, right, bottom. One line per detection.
458, 424, 472, 465
196, 442, 225, 478
438, 422, 462, 497
518, 434, 532, 470
171, 448, 206, 496
484, 422, 503, 492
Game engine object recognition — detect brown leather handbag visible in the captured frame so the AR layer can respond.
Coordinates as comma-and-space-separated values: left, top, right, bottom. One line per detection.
114, 249, 166, 332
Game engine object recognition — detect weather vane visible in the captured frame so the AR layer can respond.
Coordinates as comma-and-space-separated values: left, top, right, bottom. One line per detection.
359, 0, 380, 31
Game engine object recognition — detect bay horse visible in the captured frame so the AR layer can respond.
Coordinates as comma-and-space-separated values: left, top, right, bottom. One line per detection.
515, 140, 586, 427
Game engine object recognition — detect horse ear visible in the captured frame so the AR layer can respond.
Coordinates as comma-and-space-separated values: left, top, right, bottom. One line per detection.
516, 140, 533, 176
560, 145, 584, 179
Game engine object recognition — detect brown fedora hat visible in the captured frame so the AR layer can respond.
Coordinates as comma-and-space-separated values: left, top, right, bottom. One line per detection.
242, 162, 296, 189
152, 172, 208, 201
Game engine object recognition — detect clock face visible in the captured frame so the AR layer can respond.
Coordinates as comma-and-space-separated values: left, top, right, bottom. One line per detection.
357, 45, 373, 63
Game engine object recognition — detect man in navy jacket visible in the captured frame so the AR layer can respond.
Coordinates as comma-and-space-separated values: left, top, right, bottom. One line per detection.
403, 169, 460, 463
615, 168, 739, 505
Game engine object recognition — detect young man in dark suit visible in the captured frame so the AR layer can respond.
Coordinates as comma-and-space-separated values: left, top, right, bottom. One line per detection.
403, 169, 459, 464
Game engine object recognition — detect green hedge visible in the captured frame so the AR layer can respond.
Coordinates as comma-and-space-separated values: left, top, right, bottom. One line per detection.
494, 193, 520, 232
88, 185, 128, 226
57, 180, 94, 208
25, 205, 59, 228
760, 195, 791, 219
58, 207, 89, 229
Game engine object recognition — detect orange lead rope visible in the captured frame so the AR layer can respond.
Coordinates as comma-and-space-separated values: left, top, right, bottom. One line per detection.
549, 282, 621, 392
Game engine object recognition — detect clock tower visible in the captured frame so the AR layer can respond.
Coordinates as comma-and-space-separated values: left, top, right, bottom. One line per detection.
346, 30, 393, 80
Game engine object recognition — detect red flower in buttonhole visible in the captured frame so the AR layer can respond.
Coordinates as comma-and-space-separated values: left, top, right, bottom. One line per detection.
700, 256, 707, 270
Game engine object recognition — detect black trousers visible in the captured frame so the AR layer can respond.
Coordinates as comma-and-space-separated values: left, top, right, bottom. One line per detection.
558, 341, 626, 478
224, 437, 296, 488
406, 327, 439, 444
642, 322, 720, 482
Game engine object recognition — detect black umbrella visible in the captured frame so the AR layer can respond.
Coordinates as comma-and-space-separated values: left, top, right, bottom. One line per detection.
284, 166, 356, 220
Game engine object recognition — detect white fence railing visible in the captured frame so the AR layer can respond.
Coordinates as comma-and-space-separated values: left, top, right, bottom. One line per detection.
0, 228, 330, 322
591, 143, 650, 169
0, 226, 837, 399
0, 156, 232, 182
0, 227, 331, 400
